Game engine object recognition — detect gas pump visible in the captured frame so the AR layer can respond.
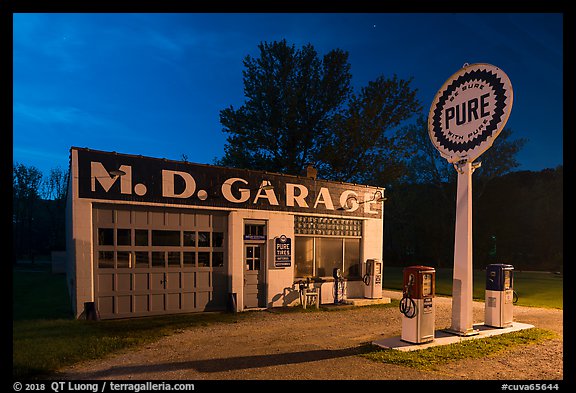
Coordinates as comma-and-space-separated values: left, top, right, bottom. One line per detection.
400, 265, 436, 344
333, 268, 346, 304
485, 264, 517, 328
362, 259, 382, 299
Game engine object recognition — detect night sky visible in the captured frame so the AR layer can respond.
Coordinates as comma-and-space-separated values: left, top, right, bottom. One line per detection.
12, 12, 564, 177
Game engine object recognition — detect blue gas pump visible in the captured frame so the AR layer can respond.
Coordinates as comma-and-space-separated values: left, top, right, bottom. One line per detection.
485, 264, 517, 328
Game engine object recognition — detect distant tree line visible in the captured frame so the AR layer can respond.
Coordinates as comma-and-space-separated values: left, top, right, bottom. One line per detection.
384, 166, 563, 272
12, 163, 67, 263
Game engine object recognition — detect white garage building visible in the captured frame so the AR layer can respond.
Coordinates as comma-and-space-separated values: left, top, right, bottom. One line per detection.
65, 147, 385, 319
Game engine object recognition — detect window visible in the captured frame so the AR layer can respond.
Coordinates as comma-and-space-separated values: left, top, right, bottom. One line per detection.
198, 252, 210, 267
295, 237, 313, 277
152, 252, 165, 268
183, 252, 196, 267
117, 251, 132, 268
152, 230, 180, 246
117, 229, 131, 246
98, 228, 114, 246
315, 237, 343, 277
134, 251, 149, 268
213, 232, 224, 247
167, 251, 181, 267
213, 252, 224, 267
245, 224, 265, 239
344, 239, 361, 277
183, 231, 196, 246
198, 232, 211, 247
94, 210, 227, 273
98, 251, 114, 268
294, 234, 361, 279
135, 230, 148, 246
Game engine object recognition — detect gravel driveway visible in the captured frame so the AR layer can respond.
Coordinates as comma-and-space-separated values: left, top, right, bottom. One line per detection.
58, 291, 563, 381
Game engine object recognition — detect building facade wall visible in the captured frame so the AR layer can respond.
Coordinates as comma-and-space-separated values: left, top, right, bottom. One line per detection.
66, 147, 385, 318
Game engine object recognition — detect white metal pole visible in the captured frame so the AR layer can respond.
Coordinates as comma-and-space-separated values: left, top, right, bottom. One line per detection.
450, 160, 476, 335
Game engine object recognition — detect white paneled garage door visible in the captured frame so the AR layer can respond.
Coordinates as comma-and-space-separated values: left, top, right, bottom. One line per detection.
93, 204, 228, 319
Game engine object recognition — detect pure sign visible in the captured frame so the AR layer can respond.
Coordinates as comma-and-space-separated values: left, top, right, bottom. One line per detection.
274, 235, 292, 268
428, 63, 513, 163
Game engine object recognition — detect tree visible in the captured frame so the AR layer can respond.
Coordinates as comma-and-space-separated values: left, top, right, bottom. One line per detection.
383, 115, 528, 267
216, 39, 422, 183
41, 167, 69, 251
398, 114, 528, 188
13, 162, 43, 263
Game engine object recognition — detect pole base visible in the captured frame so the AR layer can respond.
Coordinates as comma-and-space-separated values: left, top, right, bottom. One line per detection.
443, 327, 480, 337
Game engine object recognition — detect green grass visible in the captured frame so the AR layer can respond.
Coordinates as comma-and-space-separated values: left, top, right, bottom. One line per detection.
13, 311, 248, 379
13, 265, 73, 320
362, 328, 558, 369
383, 266, 563, 309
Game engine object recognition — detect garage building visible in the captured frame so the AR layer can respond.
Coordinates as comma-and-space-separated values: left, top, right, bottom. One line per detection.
66, 147, 385, 319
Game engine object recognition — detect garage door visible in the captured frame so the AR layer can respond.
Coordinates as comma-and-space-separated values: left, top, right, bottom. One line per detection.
93, 204, 228, 319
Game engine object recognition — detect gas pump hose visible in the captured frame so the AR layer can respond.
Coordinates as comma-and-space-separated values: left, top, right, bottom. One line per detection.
399, 295, 417, 318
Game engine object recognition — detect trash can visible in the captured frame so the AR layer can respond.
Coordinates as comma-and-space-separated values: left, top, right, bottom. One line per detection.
84, 301, 100, 321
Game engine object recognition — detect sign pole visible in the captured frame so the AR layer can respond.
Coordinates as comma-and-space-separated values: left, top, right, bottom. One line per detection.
427, 63, 513, 336
449, 160, 479, 335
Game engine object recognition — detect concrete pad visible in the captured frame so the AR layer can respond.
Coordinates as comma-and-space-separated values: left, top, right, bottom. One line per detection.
344, 297, 391, 306
372, 322, 535, 352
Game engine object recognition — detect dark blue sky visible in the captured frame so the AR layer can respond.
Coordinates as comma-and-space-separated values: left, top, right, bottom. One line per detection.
13, 13, 563, 176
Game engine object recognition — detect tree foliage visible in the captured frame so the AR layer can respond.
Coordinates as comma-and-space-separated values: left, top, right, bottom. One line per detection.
12, 163, 68, 262
216, 39, 422, 183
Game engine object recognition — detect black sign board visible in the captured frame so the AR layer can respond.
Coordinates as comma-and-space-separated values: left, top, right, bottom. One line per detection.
274, 235, 292, 268
74, 147, 383, 218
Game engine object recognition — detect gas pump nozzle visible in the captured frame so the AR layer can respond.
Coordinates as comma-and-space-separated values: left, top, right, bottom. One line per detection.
399, 273, 417, 318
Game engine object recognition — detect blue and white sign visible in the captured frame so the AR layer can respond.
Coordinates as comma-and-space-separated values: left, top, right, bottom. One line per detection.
428, 63, 513, 163
274, 235, 292, 268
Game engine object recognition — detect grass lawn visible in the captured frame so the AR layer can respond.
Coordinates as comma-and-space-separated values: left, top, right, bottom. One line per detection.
362, 327, 558, 368
382, 266, 563, 309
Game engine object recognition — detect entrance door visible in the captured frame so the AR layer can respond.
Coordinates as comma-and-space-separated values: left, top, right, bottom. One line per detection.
244, 244, 265, 308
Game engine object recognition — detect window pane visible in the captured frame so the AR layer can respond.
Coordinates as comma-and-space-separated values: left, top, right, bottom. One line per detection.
98, 251, 114, 268
295, 237, 313, 277
183, 252, 196, 266
213, 252, 224, 267
135, 230, 148, 246
198, 252, 210, 267
183, 231, 196, 247
213, 232, 224, 247
117, 229, 131, 246
134, 251, 149, 268
168, 251, 180, 267
315, 237, 343, 277
98, 228, 114, 246
117, 251, 131, 268
198, 232, 210, 247
152, 252, 165, 268
344, 238, 361, 278
152, 230, 180, 246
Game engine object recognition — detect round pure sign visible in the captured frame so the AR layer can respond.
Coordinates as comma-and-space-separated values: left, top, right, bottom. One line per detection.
428, 63, 513, 163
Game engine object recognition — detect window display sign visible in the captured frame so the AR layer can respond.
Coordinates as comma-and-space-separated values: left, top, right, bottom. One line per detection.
274, 235, 292, 268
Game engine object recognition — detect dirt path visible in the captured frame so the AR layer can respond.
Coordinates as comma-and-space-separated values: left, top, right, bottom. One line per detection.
58, 291, 563, 380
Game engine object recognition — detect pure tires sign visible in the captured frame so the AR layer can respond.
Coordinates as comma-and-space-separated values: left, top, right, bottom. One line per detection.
428, 63, 513, 163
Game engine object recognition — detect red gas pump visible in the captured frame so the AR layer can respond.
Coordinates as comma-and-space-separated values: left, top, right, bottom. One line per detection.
400, 266, 436, 344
